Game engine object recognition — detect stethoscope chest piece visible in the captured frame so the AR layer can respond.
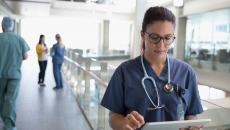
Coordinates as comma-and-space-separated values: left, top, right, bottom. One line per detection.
164, 83, 174, 93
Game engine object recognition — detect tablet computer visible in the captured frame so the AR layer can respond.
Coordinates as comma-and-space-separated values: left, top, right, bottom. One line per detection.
142, 119, 211, 130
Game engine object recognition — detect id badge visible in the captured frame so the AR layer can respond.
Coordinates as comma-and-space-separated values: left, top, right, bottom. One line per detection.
177, 98, 185, 120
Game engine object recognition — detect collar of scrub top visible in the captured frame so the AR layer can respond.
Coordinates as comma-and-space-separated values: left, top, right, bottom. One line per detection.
141, 54, 170, 110
141, 55, 170, 82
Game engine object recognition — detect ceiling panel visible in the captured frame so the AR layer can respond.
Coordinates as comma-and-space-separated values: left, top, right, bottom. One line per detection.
5, 0, 51, 16
5, 0, 50, 3
0, 0, 13, 15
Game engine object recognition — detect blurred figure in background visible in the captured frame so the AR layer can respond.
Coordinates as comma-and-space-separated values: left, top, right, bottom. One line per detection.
36, 34, 48, 87
0, 17, 30, 130
51, 34, 65, 90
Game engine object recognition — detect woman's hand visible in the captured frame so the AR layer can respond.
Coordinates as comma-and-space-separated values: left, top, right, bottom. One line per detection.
122, 111, 145, 130
180, 126, 203, 130
179, 115, 203, 130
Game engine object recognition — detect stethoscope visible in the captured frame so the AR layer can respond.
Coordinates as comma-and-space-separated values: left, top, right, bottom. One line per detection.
141, 55, 174, 110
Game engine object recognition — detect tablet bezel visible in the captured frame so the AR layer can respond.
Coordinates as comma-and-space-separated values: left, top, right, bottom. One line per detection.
142, 119, 211, 130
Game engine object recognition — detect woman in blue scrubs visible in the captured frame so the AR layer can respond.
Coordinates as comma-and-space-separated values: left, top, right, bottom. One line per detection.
51, 34, 65, 90
101, 6, 203, 130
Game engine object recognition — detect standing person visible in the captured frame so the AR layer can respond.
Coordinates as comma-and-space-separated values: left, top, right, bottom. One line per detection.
51, 34, 65, 90
0, 17, 30, 130
36, 34, 48, 86
101, 6, 203, 130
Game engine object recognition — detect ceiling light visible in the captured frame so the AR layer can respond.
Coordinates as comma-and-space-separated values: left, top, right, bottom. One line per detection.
173, 0, 183, 7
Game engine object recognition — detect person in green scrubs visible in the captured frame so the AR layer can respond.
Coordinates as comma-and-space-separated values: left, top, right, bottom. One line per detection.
0, 17, 30, 130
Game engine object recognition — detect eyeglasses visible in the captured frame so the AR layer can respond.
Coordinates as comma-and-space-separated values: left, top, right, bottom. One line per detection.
145, 32, 176, 45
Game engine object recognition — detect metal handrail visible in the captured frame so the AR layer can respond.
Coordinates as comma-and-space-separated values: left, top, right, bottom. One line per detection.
64, 56, 108, 87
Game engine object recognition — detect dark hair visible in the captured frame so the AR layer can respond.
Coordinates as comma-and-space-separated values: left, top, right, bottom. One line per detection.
39, 35, 46, 46
55, 34, 61, 40
141, 6, 176, 32
55, 34, 62, 44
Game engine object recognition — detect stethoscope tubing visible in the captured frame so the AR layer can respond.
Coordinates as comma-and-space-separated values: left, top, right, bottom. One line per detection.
141, 54, 170, 109
141, 76, 160, 108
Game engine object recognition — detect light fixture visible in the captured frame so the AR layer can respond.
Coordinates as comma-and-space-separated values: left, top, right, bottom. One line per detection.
173, 0, 183, 7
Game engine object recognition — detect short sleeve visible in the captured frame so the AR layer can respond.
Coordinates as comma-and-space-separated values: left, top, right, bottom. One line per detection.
185, 68, 203, 116
101, 66, 125, 115
36, 44, 42, 54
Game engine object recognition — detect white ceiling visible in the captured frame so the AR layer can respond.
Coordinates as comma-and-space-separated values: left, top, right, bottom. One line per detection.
5, 0, 51, 16
0, 0, 13, 15
6, 0, 51, 3
1, 0, 135, 21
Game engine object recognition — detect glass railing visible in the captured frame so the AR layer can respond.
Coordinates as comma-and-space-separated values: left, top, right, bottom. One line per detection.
198, 85, 230, 130
63, 49, 230, 130
199, 101, 230, 130
62, 49, 128, 130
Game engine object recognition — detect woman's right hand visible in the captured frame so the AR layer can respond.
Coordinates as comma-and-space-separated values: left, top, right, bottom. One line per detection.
122, 111, 145, 130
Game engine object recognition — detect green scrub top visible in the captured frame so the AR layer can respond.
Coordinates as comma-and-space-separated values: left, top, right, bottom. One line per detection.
0, 32, 30, 79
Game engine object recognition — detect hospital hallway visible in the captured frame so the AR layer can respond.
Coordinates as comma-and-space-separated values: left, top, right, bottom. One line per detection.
0, 56, 91, 130
1, 0, 230, 129
0, 52, 230, 130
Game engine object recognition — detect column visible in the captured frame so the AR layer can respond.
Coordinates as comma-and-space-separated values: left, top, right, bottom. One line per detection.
174, 7, 187, 61
98, 20, 110, 55
14, 18, 21, 35
131, 0, 148, 58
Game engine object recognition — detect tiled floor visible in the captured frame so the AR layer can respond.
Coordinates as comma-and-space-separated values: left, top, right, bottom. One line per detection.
0, 56, 91, 130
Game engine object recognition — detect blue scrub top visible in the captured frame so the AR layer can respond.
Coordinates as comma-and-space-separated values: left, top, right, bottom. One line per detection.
51, 43, 65, 64
101, 56, 203, 125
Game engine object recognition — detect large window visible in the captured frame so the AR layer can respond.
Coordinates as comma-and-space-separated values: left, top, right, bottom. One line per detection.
21, 17, 132, 56
185, 9, 230, 73
109, 20, 132, 54
21, 17, 100, 56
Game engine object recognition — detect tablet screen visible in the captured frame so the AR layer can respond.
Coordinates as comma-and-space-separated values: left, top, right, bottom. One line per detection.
142, 119, 211, 130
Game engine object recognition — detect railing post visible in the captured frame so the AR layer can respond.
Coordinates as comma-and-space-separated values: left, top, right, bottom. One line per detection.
98, 62, 107, 130
84, 58, 91, 115
66, 50, 73, 80
71, 52, 78, 89
64, 49, 70, 74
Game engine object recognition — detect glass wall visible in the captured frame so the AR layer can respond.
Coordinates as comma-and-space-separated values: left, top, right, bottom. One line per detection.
109, 20, 132, 54
185, 9, 230, 73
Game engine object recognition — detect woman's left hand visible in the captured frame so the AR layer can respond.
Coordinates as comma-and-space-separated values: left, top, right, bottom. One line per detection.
180, 126, 203, 130
188, 126, 203, 130
180, 115, 203, 130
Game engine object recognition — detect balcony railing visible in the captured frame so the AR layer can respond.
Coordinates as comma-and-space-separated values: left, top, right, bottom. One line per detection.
63, 49, 230, 130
